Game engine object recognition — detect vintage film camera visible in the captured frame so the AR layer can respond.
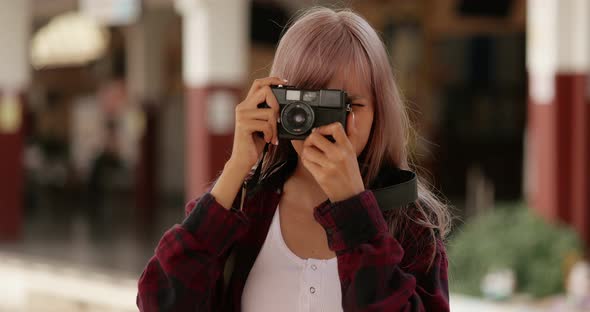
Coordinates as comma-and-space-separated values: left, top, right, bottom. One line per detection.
258, 85, 352, 141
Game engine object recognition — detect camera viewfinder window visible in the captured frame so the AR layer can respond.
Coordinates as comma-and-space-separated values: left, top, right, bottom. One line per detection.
319, 90, 343, 108
286, 90, 301, 101
302, 91, 317, 102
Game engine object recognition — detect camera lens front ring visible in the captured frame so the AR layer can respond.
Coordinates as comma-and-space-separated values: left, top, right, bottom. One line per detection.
280, 101, 315, 136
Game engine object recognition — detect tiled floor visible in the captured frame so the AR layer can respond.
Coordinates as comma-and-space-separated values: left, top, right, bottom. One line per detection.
1, 190, 182, 274
0, 252, 137, 312
0, 191, 182, 311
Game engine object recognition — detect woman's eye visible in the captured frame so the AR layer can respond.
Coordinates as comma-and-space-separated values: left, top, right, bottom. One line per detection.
351, 103, 365, 108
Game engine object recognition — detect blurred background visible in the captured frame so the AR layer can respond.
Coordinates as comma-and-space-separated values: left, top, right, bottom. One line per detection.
0, 0, 588, 311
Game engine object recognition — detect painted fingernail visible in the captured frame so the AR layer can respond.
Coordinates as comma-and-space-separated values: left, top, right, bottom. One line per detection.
283, 79, 288, 82
274, 138, 279, 145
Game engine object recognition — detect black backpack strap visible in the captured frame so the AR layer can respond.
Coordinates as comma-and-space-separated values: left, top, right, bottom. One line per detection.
372, 169, 418, 211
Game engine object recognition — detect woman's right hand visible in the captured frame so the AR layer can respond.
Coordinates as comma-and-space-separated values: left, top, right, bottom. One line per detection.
227, 76, 286, 177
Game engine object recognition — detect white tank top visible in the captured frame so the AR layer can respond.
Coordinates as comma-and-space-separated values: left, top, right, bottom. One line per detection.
242, 204, 343, 312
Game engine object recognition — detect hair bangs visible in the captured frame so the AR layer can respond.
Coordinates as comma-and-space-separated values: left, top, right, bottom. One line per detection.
271, 11, 372, 94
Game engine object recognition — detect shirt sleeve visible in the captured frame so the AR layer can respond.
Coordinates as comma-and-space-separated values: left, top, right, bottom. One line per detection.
313, 190, 450, 312
137, 191, 250, 312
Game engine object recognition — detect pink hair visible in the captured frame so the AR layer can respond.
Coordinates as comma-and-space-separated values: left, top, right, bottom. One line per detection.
262, 7, 451, 264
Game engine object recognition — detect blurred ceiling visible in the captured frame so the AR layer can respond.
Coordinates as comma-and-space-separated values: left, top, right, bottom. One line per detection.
32, 0, 173, 19
30, 0, 525, 36
31, 0, 325, 19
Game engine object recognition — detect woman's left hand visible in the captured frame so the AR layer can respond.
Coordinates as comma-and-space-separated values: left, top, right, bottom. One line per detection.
301, 118, 365, 203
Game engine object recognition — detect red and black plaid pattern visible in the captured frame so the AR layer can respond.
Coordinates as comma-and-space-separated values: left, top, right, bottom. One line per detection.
137, 176, 449, 311
314, 190, 449, 311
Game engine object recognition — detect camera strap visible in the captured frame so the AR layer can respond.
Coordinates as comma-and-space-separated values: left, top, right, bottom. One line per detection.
245, 142, 270, 192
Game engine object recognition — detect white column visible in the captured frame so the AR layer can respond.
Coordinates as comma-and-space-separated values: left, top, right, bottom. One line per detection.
0, 0, 31, 92
175, 0, 250, 87
126, 9, 170, 104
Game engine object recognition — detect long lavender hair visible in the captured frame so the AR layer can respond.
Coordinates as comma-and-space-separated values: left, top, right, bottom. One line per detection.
260, 7, 451, 263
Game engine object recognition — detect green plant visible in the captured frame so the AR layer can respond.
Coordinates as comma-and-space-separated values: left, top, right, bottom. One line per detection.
448, 202, 583, 298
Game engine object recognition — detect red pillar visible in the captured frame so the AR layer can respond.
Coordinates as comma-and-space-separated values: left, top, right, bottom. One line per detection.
135, 102, 158, 225
527, 77, 566, 222
0, 92, 25, 240
570, 76, 589, 245
526, 0, 590, 247
186, 86, 239, 199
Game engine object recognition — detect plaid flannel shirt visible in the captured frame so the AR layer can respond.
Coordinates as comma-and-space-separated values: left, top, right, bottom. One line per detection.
137, 166, 449, 311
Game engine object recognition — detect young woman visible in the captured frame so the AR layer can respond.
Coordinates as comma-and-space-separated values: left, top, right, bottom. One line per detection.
137, 7, 451, 312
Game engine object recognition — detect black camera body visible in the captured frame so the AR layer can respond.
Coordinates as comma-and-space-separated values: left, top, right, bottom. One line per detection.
259, 85, 351, 140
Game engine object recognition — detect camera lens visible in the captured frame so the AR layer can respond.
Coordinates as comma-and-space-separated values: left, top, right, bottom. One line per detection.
281, 102, 314, 135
